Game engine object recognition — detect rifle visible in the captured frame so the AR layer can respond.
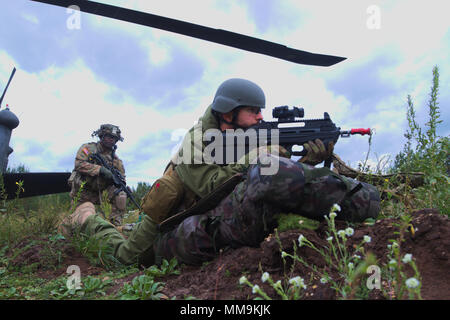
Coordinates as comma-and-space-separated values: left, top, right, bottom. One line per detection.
212, 106, 371, 168
258, 106, 371, 167
89, 153, 141, 210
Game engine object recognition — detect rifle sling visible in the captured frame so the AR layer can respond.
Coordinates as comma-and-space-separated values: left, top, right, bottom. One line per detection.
158, 173, 244, 233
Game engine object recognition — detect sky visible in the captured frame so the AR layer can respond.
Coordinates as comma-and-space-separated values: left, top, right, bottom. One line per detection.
1, 0, 449, 188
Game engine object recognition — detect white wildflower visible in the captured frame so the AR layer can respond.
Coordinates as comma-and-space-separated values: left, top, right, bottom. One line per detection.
320, 277, 328, 284
298, 234, 306, 247
405, 277, 420, 289
274, 280, 282, 290
281, 251, 288, 258
261, 272, 270, 283
331, 204, 341, 212
338, 230, 346, 238
402, 253, 413, 264
239, 276, 247, 285
252, 284, 261, 294
388, 259, 397, 270
329, 212, 337, 219
353, 254, 361, 260
289, 276, 306, 289
363, 235, 371, 243
345, 227, 354, 237
348, 262, 354, 270
326, 236, 333, 242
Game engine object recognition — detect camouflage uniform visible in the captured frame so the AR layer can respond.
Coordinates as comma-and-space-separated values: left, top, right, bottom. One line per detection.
68, 141, 127, 226
69, 104, 380, 267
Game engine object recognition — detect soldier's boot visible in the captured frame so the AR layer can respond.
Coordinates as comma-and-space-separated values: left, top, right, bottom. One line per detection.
58, 202, 96, 237
278, 162, 380, 222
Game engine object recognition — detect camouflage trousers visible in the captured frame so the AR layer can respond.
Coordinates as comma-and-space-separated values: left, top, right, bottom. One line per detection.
80, 155, 380, 267
153, 156, 380, 265
71, 185, 127, 226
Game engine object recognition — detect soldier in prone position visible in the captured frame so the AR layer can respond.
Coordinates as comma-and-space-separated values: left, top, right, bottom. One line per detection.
67, 124, 127, 226
60, 79, 380, 267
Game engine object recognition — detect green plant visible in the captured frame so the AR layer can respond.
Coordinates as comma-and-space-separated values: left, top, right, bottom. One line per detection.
145, 257, 180, 278
120, 274, 165, 300
100, 190, 112, 221
391, 66, 449, 215
69, 228, 122, 270
275, 213, 320, 232
70, 181, 86, 213
0, 286, 22, 299
381, 214, 422, 300
49, 276, 84, 299
82, 276, 113, 296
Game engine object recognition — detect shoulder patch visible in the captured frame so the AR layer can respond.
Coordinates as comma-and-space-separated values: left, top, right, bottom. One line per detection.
82, 147, 90, 156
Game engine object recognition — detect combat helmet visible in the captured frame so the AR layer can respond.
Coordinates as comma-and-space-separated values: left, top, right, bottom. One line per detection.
211, 78, 266, 114
92, 124, 124, 142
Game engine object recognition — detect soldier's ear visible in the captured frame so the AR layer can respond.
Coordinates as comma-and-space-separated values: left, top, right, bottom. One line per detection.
221, 111, 233, 123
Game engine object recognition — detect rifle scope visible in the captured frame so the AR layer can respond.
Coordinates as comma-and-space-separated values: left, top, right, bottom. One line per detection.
272, 106, 304, 121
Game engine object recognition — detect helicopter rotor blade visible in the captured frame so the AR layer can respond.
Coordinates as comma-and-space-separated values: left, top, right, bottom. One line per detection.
2, 172, 71, 199
31, 0, 346, 67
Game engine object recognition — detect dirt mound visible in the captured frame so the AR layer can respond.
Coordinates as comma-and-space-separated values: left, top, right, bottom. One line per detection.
162, 209, 450, 300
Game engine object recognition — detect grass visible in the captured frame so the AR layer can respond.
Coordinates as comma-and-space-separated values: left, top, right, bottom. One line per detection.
0, 66, 447, 300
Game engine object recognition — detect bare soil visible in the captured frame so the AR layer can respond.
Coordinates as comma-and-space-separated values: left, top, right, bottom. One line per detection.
8, 209, 450, 300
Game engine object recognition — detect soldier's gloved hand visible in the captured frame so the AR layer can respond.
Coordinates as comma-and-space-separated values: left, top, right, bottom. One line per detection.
268, 145, 291, 158
99, 166, 114, 182
298, 139, 334, 166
